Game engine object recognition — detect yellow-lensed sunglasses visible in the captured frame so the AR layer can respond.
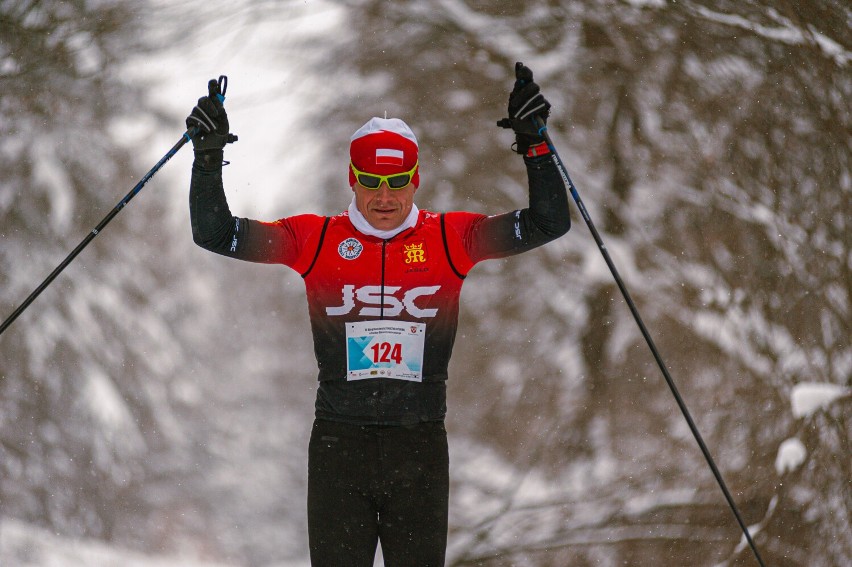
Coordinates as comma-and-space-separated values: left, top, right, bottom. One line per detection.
350, 161, 418, 190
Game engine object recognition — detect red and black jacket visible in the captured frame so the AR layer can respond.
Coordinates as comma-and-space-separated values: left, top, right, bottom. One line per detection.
190, 151, 569, 424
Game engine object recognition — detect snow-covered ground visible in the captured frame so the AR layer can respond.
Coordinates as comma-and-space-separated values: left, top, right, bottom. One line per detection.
0, 517, 234, 567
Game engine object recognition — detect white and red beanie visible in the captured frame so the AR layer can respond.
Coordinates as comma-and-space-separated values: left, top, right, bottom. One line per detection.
349, 117, 419, 188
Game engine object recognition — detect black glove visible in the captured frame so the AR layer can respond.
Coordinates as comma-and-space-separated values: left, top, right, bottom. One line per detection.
186, 77, 237, 153
497, 62, 551, 155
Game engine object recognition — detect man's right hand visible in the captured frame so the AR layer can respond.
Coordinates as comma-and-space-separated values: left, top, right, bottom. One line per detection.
186, 78, 234, 153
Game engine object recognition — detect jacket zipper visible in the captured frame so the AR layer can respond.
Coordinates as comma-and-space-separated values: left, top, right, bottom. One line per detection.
380, 239, 387, 319
378, 239, 388, 423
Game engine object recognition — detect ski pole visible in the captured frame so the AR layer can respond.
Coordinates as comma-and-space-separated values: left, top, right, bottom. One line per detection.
535, 116, 767, 567
0, 75, 230, 337
0, 130, 193, 337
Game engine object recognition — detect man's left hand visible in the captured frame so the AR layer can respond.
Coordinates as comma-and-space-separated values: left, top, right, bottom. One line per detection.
497, 62, 551, 155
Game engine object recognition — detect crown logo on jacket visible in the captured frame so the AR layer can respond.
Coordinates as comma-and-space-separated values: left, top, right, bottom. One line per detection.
404, 243, 426, 264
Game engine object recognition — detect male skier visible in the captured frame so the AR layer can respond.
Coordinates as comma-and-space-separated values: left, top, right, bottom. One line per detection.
186, 62, 569, 566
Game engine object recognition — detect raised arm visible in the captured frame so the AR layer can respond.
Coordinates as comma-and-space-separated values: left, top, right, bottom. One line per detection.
445, 62, 570, 267
185, 77, 308, 265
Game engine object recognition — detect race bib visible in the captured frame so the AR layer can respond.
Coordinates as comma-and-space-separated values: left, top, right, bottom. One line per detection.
345, 320, 426, 382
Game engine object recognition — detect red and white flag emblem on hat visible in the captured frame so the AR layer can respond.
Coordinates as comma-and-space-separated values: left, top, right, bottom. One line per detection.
375, 148, 405, 166
349, 117, 419, 187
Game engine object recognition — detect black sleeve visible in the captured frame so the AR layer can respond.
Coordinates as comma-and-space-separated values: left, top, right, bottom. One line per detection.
189, 150, 284, 263
452, 153, 571, 264
522, 153, 571, 240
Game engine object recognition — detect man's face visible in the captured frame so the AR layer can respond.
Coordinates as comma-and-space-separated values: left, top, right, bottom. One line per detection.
353, 180, 417, 231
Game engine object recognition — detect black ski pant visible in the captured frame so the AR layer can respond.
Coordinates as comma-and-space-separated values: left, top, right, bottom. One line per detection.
307, 418, 449, 566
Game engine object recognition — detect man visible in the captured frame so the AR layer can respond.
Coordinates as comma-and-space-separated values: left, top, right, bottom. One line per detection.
186, 62, 569, 566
